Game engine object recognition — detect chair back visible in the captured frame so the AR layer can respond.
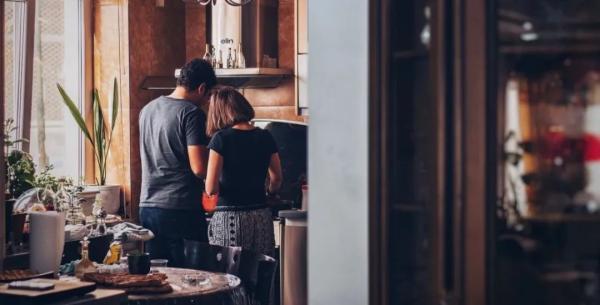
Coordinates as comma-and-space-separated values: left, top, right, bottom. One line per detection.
183, 240, 242, 274
238, 250, 278, 305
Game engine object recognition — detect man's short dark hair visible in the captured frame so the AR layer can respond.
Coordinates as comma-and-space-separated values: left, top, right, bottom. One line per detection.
176, 58, 217, 91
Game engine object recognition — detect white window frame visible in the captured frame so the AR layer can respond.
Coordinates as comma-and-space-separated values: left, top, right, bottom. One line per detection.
7, 0, 91, 181
7, 0, 35, 150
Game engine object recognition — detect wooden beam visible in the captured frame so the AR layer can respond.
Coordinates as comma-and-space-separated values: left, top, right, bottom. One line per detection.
463, 0, 489, 304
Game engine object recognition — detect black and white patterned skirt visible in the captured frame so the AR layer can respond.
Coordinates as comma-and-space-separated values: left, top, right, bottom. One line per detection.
208, 207, 274, 255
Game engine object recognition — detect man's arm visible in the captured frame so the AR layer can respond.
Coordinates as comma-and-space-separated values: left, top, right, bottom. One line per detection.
188, 145, 209, 178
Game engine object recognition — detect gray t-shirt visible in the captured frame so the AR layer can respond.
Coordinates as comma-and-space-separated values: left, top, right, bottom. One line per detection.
139, 96, 210, 211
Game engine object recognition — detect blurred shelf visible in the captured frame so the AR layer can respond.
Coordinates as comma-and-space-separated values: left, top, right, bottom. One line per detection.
500, 44, 600, 55
522, 213, 600, 223
142, 68, 292, 90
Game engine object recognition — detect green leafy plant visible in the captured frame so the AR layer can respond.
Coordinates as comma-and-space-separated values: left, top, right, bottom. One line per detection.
4, 118, 29, 150
6, 150, 36, 198
32, 165, 74, 193
4, 119, 35, 198
57, 78, 119, 185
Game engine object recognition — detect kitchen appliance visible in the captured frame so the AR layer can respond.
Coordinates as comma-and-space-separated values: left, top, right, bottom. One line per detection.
253, 120, 307, 209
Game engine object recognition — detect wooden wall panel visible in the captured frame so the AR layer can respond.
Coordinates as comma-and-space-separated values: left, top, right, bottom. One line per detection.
185, 3, 206, 61
93, 0, 132, 213
94, 0, 186, 219
127, 0, 187, 219
244, 0, 305, 123
463, 0, 488, 304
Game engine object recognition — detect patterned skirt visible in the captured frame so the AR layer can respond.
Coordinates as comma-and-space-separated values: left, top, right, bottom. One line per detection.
208, 207, 274, 255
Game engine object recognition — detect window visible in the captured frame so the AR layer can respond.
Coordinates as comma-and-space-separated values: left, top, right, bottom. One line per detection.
4, 1, 19, 139
4, 0, 88, 180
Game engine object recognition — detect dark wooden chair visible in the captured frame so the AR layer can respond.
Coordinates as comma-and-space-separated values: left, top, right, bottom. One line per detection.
183, 240, 242, 275
238, 250, 278, 305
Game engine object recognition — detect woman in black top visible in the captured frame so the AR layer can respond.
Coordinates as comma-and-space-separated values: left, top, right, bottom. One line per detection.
205, 87, 282, 255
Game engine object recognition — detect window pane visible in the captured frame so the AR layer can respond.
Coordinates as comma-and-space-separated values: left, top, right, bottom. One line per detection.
30, 0, 81, 179
4, 3, 15, 127
495, 1, 600, 304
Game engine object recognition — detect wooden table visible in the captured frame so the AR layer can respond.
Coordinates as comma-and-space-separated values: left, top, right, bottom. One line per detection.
127, 267, 242, 305
49, 289, 127, 305
56, 267, 242, 305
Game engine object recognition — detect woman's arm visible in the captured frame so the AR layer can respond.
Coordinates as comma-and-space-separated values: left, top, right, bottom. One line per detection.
267, 153, 283, 194
205, 150, 224, 196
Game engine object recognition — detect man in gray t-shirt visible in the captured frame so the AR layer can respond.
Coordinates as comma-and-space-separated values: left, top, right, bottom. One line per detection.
139, 59, 216, 266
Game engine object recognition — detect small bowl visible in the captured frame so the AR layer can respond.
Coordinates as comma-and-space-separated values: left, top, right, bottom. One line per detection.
150, 259, 168, 267
182, 273, 209, 286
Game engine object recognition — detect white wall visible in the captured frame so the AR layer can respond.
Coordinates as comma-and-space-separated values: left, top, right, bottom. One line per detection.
307, 0, 369, 304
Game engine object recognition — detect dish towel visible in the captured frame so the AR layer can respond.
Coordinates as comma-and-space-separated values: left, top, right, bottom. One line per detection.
109, 222, 154, 242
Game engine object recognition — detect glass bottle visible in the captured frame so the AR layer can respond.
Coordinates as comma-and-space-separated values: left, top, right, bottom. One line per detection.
217, 49, 224, 69
103, 239, 122, 265
202, 43, 213, 65
226, 48, 234, 69
55, 181, 70, 212
233, 49, 238, 68
236, 43, 246, 68
75, 237, 97, 278
37, 186, 56, 211
211, 46, 218, 67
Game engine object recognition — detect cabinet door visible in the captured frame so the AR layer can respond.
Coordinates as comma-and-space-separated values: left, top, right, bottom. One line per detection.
376, 0, 447, 304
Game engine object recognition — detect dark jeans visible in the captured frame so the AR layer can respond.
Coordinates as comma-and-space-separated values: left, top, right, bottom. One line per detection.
140, 207, 208, 267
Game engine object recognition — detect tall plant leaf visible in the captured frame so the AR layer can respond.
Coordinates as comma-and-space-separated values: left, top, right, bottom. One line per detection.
58, 80, 119, 186
111, 78, 119, 134
57, 84, 93, 144
93, 89, 107, 184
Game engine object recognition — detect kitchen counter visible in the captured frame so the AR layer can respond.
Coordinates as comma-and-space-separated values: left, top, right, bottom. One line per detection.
278, 210, 307, 220
278, 210, 307, 305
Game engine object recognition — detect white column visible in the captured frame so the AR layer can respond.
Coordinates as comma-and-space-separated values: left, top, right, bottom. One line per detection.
308, 0, 369, 304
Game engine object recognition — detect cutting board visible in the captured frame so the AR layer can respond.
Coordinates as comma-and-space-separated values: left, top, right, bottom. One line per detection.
0, 279, 96, 305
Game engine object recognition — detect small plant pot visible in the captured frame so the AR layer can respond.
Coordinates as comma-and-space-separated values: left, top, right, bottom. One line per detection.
128, 253, 151, 275
85, 185, 121, 214
77, 190, 100, 216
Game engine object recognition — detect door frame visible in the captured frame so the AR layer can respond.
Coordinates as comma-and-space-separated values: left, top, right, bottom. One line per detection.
369, 0, 450, 304
369, 0, 496, 304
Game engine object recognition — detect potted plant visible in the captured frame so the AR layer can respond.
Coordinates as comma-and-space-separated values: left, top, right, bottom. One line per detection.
3, 118, 33, 247
4, 119, 35, 199
57, 78, 121, 214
